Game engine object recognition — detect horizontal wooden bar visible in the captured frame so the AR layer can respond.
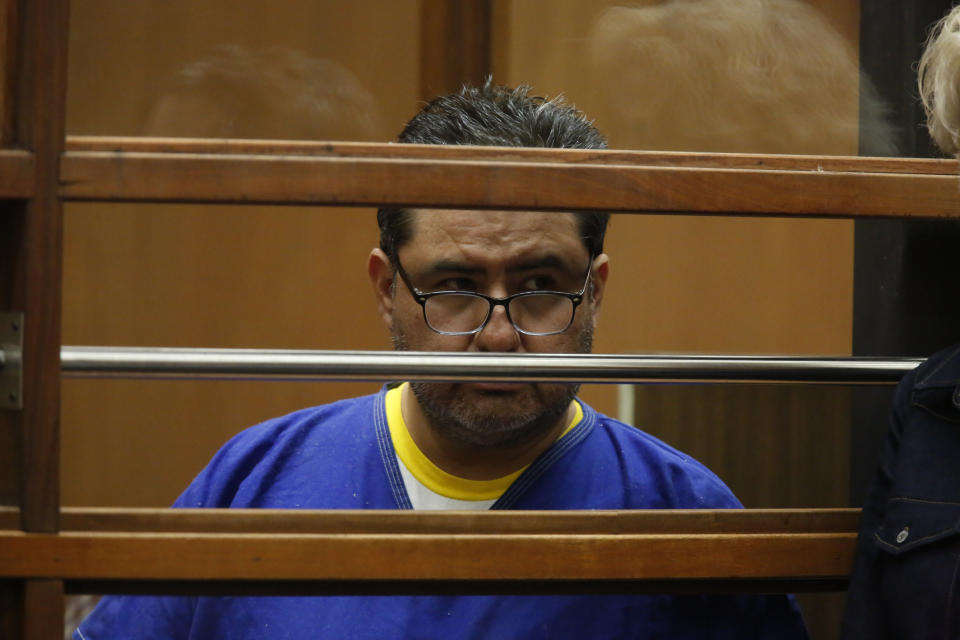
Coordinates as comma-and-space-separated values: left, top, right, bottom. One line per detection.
0, 506, 862, 534
59, 138, 960, 218
0, 508, 857, 594
66, 136, 959, 174
0, 149, 34, 198
62, 577, 850, 596
0, 530, 855, 587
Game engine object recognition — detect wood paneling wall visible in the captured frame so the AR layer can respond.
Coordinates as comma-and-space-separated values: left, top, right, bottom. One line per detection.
61, 1, 419, 507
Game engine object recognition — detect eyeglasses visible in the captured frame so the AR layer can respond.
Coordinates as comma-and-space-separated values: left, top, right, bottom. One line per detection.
393, 256, 594, 336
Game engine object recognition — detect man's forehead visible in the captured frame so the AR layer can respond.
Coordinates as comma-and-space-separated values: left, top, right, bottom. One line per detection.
406, 209, 581, 245
399, 209, 587, 268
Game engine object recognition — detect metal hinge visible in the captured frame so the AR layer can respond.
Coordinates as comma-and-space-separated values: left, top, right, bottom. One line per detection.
0, 312, 23, 410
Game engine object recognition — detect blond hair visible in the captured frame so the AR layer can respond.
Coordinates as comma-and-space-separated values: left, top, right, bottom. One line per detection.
919, 5, 960, 155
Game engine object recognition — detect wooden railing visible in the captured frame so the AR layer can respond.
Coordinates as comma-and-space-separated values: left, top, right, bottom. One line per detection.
0, 507, 859, 596
8, 100, 955, 640
59, 137, 960, 217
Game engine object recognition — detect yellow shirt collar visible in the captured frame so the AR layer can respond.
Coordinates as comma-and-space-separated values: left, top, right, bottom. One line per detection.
386, 383, 582, 501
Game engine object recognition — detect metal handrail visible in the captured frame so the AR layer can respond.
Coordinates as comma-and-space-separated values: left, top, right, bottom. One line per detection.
40, 346, 923, 384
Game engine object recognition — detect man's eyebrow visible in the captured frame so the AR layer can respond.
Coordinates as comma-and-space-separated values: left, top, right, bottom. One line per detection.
508, 255, 574, 273
422, 255, 577, 274
422, 259, 485, 274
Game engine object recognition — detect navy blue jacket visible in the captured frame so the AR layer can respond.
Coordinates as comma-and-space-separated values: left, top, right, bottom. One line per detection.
842, 344, 960, 639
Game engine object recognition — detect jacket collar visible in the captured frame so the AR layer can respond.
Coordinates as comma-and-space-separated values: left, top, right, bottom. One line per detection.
912, 344, 960, 420
914, 344, 960, 389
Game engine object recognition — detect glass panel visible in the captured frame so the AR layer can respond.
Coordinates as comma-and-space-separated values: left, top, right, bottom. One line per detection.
497, 0, 891, 156
67, 0, 420, 140
67, 0, 958, 157
62, 202, 853, 507
62, 201, 387, 507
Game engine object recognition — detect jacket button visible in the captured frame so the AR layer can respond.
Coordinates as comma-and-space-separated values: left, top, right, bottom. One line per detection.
896, 527, 909, 543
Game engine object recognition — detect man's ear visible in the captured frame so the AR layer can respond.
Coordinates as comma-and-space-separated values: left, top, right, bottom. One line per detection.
588, 253, 610, 324
368, 248, 396, 330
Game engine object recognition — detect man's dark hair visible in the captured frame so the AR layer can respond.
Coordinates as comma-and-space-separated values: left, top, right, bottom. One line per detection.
377, 81, 609, 262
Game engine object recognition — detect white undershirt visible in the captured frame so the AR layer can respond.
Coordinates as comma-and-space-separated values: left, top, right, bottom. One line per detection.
396, 460, 497, 510
386, 383, 582, 510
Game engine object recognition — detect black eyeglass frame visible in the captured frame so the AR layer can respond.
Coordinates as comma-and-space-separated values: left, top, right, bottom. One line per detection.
392, 255, 595, 336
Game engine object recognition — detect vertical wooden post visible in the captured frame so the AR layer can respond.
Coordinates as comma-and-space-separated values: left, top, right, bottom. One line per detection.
1, 0, 70, 636
12, 0, 67, 538
2, 0, 20, 145
23, 581, 65, 639
419, 0, 493, 101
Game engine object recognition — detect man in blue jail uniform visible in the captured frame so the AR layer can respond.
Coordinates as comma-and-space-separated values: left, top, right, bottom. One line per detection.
76, 81, 808, 639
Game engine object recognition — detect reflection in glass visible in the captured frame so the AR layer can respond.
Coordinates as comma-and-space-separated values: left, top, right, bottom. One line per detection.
67, 0, 418, 139
143, 45, 381, 140
584, 0, 896, 155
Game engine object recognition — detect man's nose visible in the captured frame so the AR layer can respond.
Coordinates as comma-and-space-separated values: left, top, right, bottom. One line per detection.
474, 305, 520, 352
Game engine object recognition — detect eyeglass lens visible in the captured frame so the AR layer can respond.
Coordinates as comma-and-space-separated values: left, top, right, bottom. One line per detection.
424, 293, 575, 335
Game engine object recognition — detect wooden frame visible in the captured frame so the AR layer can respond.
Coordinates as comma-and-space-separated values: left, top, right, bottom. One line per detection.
0, 507, 858, 595
419, 0, 492, 100
2, 0, 69, 636
61, 137, 960, 217
0, 150, 33, 198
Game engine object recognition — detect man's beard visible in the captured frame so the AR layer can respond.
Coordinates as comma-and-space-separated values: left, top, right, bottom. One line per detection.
392, 322, 594, 449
